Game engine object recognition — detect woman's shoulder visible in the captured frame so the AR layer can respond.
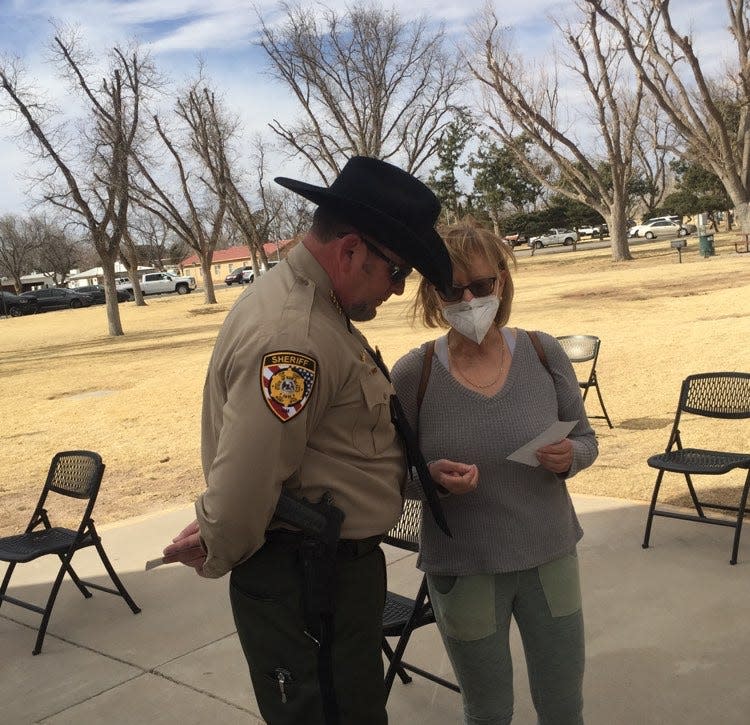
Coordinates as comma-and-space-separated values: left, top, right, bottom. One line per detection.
392, 340, 437, 380
516, 328, 562, 352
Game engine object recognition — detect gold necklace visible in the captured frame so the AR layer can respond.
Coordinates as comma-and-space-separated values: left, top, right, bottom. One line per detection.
449, 335, 505, 389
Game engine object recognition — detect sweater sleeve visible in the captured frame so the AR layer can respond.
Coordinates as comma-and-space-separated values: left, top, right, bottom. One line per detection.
537, 331, 599, 478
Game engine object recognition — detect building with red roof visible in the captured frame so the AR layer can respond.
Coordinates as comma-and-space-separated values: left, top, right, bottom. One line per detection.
180, 240, 296, 281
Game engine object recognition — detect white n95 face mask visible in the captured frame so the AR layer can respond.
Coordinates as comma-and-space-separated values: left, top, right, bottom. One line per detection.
441, 295, 500, 344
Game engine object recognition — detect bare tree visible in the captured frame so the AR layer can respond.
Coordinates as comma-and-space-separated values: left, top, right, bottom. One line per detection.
587, 0, 750, 232
257, 2, 465, 181
133, 77, 232, 303
0, 32, 155, 335
632, 97, 680, 217
0, 214, 38, 291
269, 188, 313, 243
32, 217, 82, 286
224, 137, 290, 275
127, 211, 175, 270
469, 5, 644, 261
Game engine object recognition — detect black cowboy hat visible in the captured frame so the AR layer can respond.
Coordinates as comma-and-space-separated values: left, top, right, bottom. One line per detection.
275, 156, 452, 291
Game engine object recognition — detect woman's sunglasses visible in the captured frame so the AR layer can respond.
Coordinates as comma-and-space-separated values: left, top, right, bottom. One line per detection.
438, 277, 497, 303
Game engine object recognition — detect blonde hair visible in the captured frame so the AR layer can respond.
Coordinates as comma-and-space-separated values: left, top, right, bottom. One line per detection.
414, 217, 516, 329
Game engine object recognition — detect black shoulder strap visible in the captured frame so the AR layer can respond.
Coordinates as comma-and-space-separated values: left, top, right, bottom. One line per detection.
416, 339, 436, 413
526, 330, 553, 378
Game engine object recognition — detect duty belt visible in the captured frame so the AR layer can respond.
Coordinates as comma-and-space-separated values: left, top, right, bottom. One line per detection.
265, 529, 383, 559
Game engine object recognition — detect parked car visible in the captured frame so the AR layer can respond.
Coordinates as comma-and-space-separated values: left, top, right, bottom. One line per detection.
116, 271, 196, 298
644, 215, 680, 225
241, 260, 280, 284
20, 287, 93, 311
577, 223, 608, 237
0, 290, 37, 317
629, 219, 689, 239
225, 266, 253, 286
527, 228, 579, 249
502, 232, 528, 248
75, 284, 130, 304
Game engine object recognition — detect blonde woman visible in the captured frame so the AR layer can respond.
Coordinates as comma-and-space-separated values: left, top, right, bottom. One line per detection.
392, 218, 598, 725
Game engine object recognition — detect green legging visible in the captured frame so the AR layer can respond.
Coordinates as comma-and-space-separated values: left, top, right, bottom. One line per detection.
427, 551, 584, 725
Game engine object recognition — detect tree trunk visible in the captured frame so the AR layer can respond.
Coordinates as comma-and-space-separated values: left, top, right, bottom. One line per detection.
100, 252, 124, 336
607, 203, 633, 262
200, 255, 217, 304
734, 201, 750, 235
120, 240, 147, 306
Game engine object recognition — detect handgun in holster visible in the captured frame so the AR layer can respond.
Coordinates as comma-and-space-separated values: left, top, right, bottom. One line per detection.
272, 490, 345, 642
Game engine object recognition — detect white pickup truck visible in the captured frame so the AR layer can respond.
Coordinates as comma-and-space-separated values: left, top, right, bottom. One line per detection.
116, 271, 197, 299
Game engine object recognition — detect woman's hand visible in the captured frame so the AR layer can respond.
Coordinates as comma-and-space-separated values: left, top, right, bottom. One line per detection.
536, 438, 573, 474
428, 459, 479, 495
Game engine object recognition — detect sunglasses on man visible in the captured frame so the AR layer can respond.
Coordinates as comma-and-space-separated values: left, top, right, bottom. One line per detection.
362, 239, 413, 283
438, 277, 497, 303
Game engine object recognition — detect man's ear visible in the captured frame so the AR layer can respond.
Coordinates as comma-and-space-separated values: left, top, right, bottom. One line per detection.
334, 232, 363, 273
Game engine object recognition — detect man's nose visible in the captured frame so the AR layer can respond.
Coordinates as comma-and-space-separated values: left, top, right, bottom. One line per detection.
390, 277, 406, 295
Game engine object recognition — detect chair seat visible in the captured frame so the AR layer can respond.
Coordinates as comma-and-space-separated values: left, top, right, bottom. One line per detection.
647, 448, 750, 475
0, 527, 90, 562
383, 590, 435, 636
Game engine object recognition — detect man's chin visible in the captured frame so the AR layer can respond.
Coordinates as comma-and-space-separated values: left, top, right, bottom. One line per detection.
347, 302, 377, 322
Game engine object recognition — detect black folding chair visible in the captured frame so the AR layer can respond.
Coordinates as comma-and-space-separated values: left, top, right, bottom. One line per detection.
382, 497, 459, 697
0, 450, 141, 654
643, 373, 750, 564
556, 334, 614, 428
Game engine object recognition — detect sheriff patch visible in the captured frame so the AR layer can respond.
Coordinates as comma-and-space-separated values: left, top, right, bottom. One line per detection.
261, 351, 318, 422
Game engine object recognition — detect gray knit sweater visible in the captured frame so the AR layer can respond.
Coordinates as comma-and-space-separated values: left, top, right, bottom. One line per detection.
391, 329, 598, 575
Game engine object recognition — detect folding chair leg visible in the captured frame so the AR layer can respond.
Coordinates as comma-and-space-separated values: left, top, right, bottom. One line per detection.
384, 630, 419, 695
729, 472, 750, 565
683, 473, 705, 517
383, 577, 432, 696
593, 380, 613, 428
382, 638, 412, 686
643, 470, 666, 549
0, 561, 18, 608
33, 562, 70, 655
93, 538, 141, 614
58, 555, 92, 598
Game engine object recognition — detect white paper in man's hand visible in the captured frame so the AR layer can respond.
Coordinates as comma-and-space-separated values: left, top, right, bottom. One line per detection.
506, 420, 578, 467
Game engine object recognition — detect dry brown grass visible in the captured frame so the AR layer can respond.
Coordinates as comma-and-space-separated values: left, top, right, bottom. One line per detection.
1, 234, 749, 536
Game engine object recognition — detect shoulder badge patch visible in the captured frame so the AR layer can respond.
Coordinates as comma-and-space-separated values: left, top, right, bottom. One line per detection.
261, 350, 318, 422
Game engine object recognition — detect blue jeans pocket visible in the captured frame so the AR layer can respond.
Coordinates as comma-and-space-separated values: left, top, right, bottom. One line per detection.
427, 573, 496, 641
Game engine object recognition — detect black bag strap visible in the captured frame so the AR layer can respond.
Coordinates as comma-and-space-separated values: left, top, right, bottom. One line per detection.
416, 339, 436, 414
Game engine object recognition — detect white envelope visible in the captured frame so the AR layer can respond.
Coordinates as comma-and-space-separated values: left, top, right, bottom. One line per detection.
506, 420, 578, 467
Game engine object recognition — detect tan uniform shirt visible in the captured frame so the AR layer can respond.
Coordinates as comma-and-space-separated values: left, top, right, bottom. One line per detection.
196, 243, 405, 578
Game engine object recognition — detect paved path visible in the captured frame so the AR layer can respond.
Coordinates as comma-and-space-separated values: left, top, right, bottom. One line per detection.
2, 495, 750, 724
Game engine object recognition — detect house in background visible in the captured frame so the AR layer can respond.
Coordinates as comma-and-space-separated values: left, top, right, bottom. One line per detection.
67, 263, 156, 287
179, 241, 296, 282
0, 272, 56, 293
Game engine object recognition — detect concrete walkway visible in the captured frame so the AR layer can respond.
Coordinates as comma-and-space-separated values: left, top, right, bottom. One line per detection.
2, 494, 750, 724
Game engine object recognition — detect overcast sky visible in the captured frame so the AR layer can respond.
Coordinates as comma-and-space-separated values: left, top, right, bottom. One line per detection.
0, 0, 733, 217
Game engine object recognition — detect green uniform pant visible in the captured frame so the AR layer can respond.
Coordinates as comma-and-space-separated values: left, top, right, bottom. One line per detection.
229, 537, 388, 725
427, 551, 584, 725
